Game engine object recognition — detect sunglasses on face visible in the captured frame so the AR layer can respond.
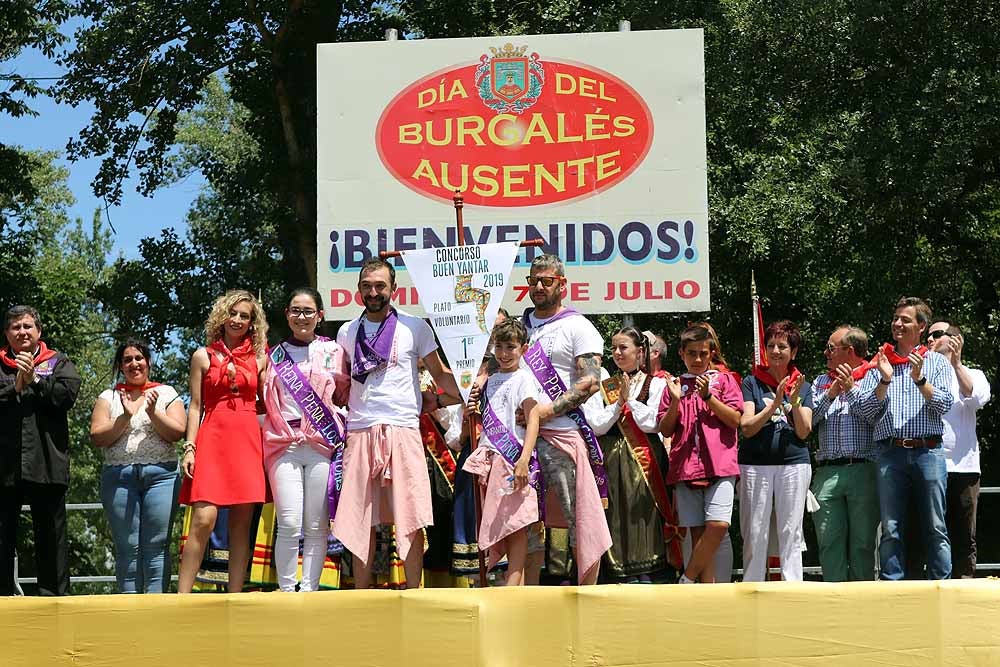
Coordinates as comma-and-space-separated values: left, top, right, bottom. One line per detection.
526, 276, 562, 288
928, 330, 949, 340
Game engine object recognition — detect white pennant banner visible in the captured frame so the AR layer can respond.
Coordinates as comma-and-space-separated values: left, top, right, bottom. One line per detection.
402, 241, 521, 402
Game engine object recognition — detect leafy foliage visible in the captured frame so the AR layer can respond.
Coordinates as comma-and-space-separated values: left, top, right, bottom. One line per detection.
7, 0, 999, 583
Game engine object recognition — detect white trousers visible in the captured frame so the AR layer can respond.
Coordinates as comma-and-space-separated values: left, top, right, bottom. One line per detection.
267, 444, 331, 592
738, 463, 812, 582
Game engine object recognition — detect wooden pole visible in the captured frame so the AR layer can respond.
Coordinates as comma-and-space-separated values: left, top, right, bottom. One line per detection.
454, 190, 465, 247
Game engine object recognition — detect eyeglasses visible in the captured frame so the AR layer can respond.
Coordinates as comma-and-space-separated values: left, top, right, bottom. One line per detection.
824, 343, 850, 352
526, 276, 562, 288
928, 330, 949, 340
288, 308, 318, 318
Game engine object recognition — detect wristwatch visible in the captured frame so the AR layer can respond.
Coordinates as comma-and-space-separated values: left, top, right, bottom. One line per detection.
915, 376, 927, 387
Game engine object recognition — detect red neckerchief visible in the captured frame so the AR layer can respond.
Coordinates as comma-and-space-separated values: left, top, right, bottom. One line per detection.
114, 382, 163, 393
0, 341, 58, 370
880, 342, 928, 366
209, 337, 255, 390
820, 358, 877, 389
752, 363, 802, 398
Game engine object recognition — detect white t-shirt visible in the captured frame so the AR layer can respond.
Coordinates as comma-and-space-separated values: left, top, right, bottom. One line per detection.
587, 368, 667, 435
522, 310, 604, 432
479, 369, 539, 449
273, 342, 309, 423
941, 366, 991, 473
98, 385, 181, 466
337, 309, 438, 429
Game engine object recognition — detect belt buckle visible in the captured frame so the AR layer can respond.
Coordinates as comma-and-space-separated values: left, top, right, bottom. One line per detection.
899, 438, 916, 449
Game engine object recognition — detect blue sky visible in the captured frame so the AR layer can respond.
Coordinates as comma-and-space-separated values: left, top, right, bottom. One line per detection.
1, 46, 201, 260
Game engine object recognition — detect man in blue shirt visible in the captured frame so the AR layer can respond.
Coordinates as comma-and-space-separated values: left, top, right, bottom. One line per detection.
859, 297, 954, 580
810, 326, 879, 581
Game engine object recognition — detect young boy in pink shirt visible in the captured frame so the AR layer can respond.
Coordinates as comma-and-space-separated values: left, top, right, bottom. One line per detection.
658, 325, 743, 583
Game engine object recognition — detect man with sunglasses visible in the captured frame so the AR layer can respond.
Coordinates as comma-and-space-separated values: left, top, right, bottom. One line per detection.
809, 326, 880, 581
520, 254, 611, 585
858, 297, 954, 580
927, 322, 990, 578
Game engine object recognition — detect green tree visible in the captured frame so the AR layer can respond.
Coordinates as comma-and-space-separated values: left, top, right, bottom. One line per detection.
56, 1, 1000, 574
1, 0, 72, 229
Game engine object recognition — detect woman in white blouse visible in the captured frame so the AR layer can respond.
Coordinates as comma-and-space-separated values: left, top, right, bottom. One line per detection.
587, 326, 672, 582
90, 339, 186, 592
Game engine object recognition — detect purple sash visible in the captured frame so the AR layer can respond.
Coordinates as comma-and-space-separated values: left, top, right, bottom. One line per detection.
521, 306, 580, 328
270, 340, 347, 517
352, 308, 398, 382
327, 445, 345, 521
522, 342, 609, 502
481, 380, 545, 520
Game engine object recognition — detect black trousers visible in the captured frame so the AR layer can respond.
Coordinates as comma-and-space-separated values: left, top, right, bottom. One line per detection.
0, 481, 69, 596
946, 472, 980, 579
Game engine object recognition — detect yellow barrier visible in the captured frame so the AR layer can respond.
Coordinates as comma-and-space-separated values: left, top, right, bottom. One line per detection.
3, 581, 999, 666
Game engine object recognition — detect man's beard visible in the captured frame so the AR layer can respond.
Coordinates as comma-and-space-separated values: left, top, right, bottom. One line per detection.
529, 289, 560, 309
364, 295, 389, 313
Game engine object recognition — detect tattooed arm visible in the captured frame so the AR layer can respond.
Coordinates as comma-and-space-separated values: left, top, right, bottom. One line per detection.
535, 353, 603, 423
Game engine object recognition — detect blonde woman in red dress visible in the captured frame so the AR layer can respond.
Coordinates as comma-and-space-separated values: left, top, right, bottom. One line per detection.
177, 290, 269, 593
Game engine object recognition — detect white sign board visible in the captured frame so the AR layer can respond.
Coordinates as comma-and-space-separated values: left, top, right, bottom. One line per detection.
403, 242, 520, 402
318, 29, 709, 319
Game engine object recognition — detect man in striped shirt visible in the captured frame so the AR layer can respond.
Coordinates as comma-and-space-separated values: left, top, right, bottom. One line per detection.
859, 297, 955, 580
810, 326, 880, 581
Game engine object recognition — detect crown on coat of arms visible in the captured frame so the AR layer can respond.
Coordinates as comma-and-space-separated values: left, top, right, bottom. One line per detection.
489, 43, 528, 58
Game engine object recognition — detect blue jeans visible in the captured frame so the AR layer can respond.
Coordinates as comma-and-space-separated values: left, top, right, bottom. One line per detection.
101, 461, 181, 593
876, 442, 951, 580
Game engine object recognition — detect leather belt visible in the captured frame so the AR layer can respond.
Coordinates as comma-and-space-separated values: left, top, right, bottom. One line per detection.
817, 457, 871, 467
893, 437, 941, 448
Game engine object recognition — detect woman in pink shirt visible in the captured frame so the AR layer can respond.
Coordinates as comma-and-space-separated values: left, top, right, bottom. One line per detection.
658, 325, 743, 583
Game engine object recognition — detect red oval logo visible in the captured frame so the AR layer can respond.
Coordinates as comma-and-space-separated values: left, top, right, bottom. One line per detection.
376, 48, 654, 208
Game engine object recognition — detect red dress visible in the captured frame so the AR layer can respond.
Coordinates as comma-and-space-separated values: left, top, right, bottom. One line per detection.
179, 338, 266, 506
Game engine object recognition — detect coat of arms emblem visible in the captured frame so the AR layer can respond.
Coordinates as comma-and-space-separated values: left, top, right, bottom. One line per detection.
475, 43, 544, 114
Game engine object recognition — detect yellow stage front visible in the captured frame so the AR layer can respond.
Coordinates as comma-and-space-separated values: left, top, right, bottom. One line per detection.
3, 581, 998, 666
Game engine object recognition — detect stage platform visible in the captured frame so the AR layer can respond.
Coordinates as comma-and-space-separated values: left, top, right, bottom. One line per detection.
4, 580, 999, 666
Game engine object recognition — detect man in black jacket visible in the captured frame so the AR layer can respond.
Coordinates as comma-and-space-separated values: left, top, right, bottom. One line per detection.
0, 305, 81, 595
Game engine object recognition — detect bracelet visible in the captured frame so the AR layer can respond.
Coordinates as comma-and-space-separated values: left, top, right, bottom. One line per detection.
791, 396, 802, 408
879, 378, 891, 386
182, 442, 196, 455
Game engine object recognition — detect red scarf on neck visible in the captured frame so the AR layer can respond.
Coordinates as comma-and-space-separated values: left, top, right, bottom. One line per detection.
210, 337, 255, 390
1, 341, 58, 370
820, 358, 877, 389
752, 363, 802, 398
880, 342, 928, 365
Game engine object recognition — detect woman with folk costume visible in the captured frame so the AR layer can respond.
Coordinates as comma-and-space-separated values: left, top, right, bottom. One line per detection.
738, 320, 813, 581
260, 287, 349, 592
90, 339, 186, 592
177, 290, 269, 593
586, 326, 676, 582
